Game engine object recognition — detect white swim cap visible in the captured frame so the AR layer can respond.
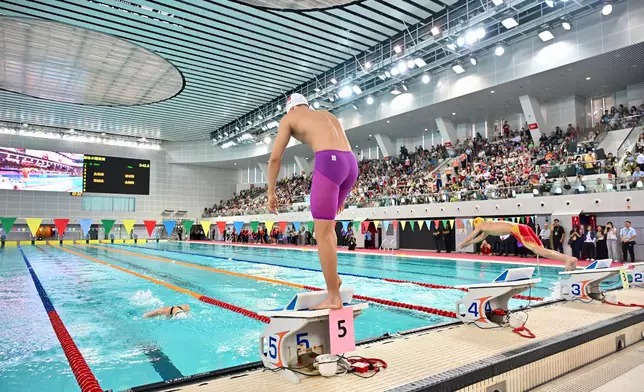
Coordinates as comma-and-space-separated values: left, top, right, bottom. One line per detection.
173, 312, 188, 319
285, 93, 309, 113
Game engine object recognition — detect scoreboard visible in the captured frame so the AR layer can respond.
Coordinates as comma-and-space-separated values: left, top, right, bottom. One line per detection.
83, 155, 151, 195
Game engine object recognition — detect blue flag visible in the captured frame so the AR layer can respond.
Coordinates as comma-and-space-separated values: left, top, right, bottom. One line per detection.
79, 219, 93, 237
341, 221, 349, 231
233, 221, 244, 232
293, 222, 301, 231
163, 220, 176, 235
383, 221, 390, 233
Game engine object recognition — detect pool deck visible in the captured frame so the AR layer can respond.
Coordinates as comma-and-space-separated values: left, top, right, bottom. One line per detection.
152, 289, 644, 392
186, 240, 614, 269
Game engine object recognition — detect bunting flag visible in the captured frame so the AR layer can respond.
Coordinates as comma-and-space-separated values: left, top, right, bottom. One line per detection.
233, 221, 244, 232
449, 220, 455, 229
400, 221, 407, 230
144, 220, 157, 237
456, 219, 463, 229
102, 219, 116, 235
340, 221, 349, 231
307, 221, 315, 232
265, 220, 275, 230
373, 220, 381, 228
53, 219, 70, 234
278, 221, 287, 232
163, 220, 177, 235
499, 217, 504, 221
79, 219, 93, 237
26, 218, 43, 236
183, 220, 194, 233
200, 220, 212, 235
0, 217, 17, 233
216, 221, 227, 234
417, 220, 425, 230
122, 219, 136, 234
352, 221, 360, 232
526, 216, 531, 223
361, 221, 369, 232
392, 220, 398, 229
425, 220, 433, 230
409, 220, 416, 231
434, 220, 440, 228
383, 221, 390, 232
442, 220, 448, 228
516, 217, 521, 223
293, 222, 301, 231
250, 221, 259, 232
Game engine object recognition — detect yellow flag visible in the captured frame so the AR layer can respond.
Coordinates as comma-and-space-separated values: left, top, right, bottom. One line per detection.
449, 220, 455, 228
400, 221, 407, 230
122, 219, 135, 234
417, 220, 425, 230
265, 220, 275, 230
26, 218, 43, 236
373, 220, 381, 227
201, 220, 211, 235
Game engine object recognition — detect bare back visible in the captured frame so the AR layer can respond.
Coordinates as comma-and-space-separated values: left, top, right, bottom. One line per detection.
478, 221, 516, 236
285, 107, 352, 152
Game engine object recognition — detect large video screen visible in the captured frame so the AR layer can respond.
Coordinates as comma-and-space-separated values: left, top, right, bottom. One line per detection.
0, 148, 84, 192
83, 155, 150, 195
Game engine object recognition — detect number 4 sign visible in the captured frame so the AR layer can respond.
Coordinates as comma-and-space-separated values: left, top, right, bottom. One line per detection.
329, 307, 355, 354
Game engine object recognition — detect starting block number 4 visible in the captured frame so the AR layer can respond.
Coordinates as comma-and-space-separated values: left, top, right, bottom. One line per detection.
468, 301, 492, 317
329, 307, 355, 354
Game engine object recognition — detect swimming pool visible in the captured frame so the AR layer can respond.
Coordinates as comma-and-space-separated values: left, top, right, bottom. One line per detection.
0, 242, 583, 392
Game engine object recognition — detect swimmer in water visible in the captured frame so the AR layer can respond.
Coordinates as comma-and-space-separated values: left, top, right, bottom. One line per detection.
268, 93, 357, 310
143, 304, 190, 319
459, 218, 577, 271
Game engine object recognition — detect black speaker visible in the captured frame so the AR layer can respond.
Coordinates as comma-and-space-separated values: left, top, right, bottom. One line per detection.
567, 141, 578, 153
594, 148, 606, 160
566, 165, 576, 177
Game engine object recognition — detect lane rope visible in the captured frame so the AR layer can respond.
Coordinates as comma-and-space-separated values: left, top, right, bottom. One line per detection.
79, 243, 457, 318
50, 244, 270, 324
18, 245, 103, 392
110, 243, 544, 302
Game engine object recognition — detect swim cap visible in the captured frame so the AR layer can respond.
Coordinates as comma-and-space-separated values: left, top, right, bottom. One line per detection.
173, 312, 188, 320
473, 217, 484, 226
285, 93, 309, 113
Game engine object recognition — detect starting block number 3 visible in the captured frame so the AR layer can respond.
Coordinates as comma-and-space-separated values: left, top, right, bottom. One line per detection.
329, 307, 355, 354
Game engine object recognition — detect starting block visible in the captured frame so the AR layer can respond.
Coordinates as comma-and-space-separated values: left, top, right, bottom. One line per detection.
258, 288, 368, 384
559, 259, 621, 301
628, 262, 644, 288
455, 268, 541, 327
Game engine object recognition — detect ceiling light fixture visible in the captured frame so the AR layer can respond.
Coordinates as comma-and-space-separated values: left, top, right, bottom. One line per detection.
414, 58, 427, 67
352, 104, 359, 111
470, 56, 478, 65
314, 87, 321, 92
276, 104, 281, 111
452, 62, 465, 74
586, 77, 591, 80
561, 18, 572, 30
313, 101, 320, 108
338, 86, 352, 98
465, 30, 478, 45
538, 28, 555, 42
401, 83, 408, 92
492, 0, 504, 5
502, 16, 519, 29
394, 45, 402, 54
456, 36, 465, 47
545, 0, 555, 6
407, 60, 415, 69
366, 96, 374, 105
601, 3, 612, 16
422, 74, 431, 84
384, 71, 391, 78
490, 90, 495, 94
391, 67, 399, 76
446, 42, 457, 51
431, 26, 440, 36
390, 87, 402, 95
352, 85, 363, 95
330, 78, 338, 85
263, 136, 272, 144
476, 26, 486, 39
397, 62, 407, 73
365, 61, 372, 70
495, 45, 505, 56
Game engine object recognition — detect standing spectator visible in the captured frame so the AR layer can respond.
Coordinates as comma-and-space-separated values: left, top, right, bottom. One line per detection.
364, 229, 372, 249
569, 226, 582, 260
503, 121, 510, 137
596, 225, 608, 260
539, 224, 550, 245
605, 222, 619, 261
582, 224, 596, 261
620, 221, 637, 263
551, 219, 565, 252
441, 222, 452, 253
637, 150, 644, 172
433, 224, 443, 253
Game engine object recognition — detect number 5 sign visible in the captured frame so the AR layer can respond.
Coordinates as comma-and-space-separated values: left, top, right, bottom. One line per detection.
329, 307, 355, 354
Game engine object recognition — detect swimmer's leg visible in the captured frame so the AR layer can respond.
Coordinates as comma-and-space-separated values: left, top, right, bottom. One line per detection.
524, 243, 577, 271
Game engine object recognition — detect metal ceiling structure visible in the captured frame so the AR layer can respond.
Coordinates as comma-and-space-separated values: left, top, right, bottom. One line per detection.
0, 0, 457, 141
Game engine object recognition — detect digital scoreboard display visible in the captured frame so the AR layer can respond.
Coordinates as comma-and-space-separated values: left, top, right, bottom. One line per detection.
83, 155, 150, 195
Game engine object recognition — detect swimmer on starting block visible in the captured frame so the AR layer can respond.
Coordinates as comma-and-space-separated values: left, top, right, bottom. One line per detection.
143, 304, 190, 319
267, 93, 357, 310
459, 218, 577, 271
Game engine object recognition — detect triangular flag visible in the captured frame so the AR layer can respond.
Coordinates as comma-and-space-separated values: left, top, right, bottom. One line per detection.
425, 220, 433, 230
251, 221, 259, 232
383, 221, 390, 232
102, 219, 116, 235
373, 220, 381, 228
352, 221, 360, 232
456, 220, 463, 229
361, 221, 369, 232
183, 220, 194, 233
392, 220, 398, 229
307, 221, 315, 232
216, 221, 226, 234
144, 220, 157, 237
233, 221, 244, 232
79, 219, 93, 236
265, 220, 275, 230
278, 221, 287, 232
516, 217, 521, 223
163, 220, 176, 235
434, 220, 440, 228
410, 221, 416, 231
449, 220, 455, 228
293, 222, 301, 231
26, 218, 43, 236
201, 220, 211, 235
400, 221, 407, 230
417, 220, 425, 230
340, 221, 349, 231
0, 217, 17, 233
122, 219, 135, 234
499, 217, 504, 221
442, 220, 448, 227
53, 219, 70, 234
526, 216, 531, 223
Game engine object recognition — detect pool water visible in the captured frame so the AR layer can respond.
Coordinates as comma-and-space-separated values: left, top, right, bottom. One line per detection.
0, 242, 602, 392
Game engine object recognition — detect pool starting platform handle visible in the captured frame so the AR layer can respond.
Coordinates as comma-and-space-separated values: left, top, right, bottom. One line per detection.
559, 259, 622, 302
628, 262, 644, 288
258, 288, 368, 384
455, 268, 541, 327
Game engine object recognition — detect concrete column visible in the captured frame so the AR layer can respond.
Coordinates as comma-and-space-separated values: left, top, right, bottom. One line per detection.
257, 162, 269, 179
293, 155, 311, 174
374, 134, 395, 157
435, 117, 458, 144
519, 95, 545, 145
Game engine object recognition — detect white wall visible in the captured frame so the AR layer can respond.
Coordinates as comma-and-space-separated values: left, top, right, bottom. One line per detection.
598, 127, 637, 156
0, 134, 237, 220
627, 83, 644, 107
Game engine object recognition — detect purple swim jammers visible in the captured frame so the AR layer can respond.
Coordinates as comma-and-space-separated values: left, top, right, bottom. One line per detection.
309, 150, 358, 220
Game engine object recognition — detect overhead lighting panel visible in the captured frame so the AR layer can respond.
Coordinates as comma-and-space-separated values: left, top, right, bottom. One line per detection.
601, 3, 612, 15
470, 56, 478, 65
338, 86, 352, 98
431, 26, 440, 36
545, 0, 555, 7
352, 85, 363, 95
495, 45, 505, 56
452, 63, 465, 74
390, 87, 402, 95
538, 29, 555, 42
422, 74, 431, 84
366, 96, 374, 105
414, 58, 427, 67
394, 45, 402, 54
446, 42, 457, 51
492, 0, 504, 5
502, 17, 519, 29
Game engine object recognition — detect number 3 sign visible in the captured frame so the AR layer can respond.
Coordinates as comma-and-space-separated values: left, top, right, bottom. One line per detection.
329, 306, 355, 354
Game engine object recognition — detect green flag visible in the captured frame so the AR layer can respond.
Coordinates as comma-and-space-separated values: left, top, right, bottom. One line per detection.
307, 221, 315, 232
251, 221, 259, 232
102, 219, 116, 235
410, 221, 416, 231
183, 219, 194, 233
352, 221, 360, 231
0, 217, 17, 234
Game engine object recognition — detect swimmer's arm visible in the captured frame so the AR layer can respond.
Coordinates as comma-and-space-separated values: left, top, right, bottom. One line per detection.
459, 228, 482, 248
143, 307, 169, 318
267, 119, 292, 195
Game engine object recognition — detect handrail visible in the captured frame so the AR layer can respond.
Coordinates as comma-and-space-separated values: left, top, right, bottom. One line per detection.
616, 125, 642, 153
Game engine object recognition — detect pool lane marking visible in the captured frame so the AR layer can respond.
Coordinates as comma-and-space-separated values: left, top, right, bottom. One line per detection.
108, 243, 544, 302
49, 244, 270, 324
17, 245, 104, 392
80, 243, 458, 318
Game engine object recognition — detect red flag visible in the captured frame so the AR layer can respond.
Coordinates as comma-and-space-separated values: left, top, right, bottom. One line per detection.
144, 220, 157, 237
434, 220, 440, 228
53, 219, 69, 235
216, 221, 227, 234
278, 221, 287, 233
361, 221, 369, 233
499, 217, 504, 221
392, 220, 398, 229
526, 216, 531, 223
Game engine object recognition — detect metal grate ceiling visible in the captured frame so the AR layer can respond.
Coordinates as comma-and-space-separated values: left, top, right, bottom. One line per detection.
0, 0, 454, 141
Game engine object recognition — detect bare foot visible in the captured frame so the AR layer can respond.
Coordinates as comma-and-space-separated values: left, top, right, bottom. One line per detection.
566, 257, 578, 271
310, 297, 343, 310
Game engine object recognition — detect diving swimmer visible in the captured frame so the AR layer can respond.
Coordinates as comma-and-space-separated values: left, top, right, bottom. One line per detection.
458, 218, 578, 271
143, 304, 191, 319
267, 93, 357, 310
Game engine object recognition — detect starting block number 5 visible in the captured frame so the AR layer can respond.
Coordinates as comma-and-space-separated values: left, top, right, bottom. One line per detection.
329, 307, 355, 354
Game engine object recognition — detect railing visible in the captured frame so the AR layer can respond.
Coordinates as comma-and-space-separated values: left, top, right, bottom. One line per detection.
380, 238, 396, 254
